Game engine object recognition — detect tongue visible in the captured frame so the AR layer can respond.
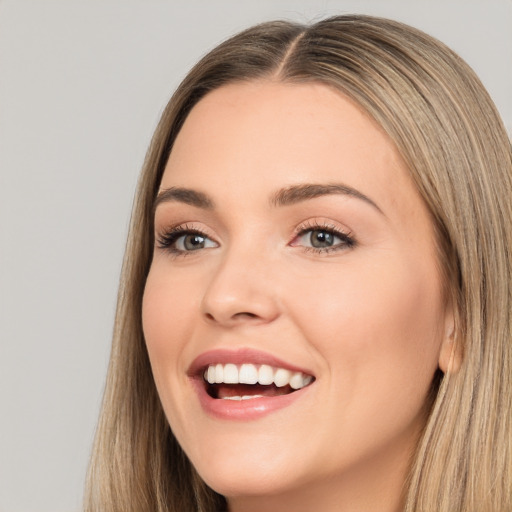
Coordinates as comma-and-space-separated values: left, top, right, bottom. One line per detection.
213, 383, 292, 399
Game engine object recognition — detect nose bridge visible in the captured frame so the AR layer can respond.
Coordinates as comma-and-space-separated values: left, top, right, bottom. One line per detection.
201, 238, 279, 325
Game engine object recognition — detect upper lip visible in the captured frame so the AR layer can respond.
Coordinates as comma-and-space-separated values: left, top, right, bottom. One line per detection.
187, 348, 314, 378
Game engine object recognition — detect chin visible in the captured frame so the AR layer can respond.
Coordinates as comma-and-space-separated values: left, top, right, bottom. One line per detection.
187, 437, 309, 498
199, 466, 306, 501
202, 469, 285, 497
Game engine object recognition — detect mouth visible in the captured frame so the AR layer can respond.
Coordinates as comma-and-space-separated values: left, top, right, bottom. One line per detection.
202, 363, 314, 401
188, 349, 315, 419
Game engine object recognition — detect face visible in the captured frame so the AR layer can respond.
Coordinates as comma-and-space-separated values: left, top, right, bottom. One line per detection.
142, 81, 453, 511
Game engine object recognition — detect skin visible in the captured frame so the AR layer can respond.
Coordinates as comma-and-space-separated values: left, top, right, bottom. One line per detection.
142, 80, 454, 512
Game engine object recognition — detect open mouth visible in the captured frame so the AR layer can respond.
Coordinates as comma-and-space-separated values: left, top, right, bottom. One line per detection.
203, 363, 314, 401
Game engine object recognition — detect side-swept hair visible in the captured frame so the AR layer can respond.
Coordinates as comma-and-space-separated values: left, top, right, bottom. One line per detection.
85, 15, 512, 512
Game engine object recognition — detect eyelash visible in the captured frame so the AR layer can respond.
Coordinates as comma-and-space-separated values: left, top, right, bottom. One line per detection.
156, 222, 356, 257
292, 221, 356, 254
156, 224, 217, 257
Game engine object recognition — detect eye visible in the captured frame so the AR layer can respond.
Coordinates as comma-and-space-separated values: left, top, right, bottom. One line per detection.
156, 226, 218, 255
175, 233, 216, 251
303, 230, 337, 248
292, 225, 355, 253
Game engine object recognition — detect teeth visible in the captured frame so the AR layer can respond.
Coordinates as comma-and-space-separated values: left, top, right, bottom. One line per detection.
258, 364, 274, 385
274, 368, 291, 387
223, 364, 238, 384
215, 363, 223, 384
239, 364, 258, 384
203, 363, 313, 390
223, 395, 264, 401
289, 372, 305, 390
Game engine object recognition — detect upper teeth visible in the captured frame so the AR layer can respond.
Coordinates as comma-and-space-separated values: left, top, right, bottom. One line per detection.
203, 363, 313, 390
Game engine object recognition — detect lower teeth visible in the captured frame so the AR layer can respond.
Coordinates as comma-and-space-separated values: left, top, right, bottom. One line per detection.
222, 395, 264, 401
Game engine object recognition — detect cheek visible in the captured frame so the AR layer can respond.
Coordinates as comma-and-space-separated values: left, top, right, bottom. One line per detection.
288, 254, 445, 412
142, 262, 199, 347
141, 265, 198, 392
142, 264, 205, 443
142, 277, 173, 360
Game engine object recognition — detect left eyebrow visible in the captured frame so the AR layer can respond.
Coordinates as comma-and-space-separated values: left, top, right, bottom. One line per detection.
270, 183, 384, 215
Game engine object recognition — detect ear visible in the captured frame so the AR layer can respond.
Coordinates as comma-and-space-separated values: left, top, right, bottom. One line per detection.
438, 307, 462, 374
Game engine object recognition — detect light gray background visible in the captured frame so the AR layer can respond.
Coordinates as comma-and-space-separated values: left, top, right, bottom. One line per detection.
1, 1, 510, 511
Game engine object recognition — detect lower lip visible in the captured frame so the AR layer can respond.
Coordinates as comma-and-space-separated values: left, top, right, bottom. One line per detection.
191, 378, 312, 421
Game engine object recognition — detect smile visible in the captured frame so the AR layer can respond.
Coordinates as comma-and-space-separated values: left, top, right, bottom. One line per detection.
189, 349, 316, 420
203, 363, 313, 400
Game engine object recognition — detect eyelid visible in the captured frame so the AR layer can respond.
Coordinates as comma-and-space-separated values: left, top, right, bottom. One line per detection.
293, 218, 353, 238
290, 219, 356, 253
155, 222, 219, 255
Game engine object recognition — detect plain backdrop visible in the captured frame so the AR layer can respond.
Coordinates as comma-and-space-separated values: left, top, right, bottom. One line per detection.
0, 1, 510, 511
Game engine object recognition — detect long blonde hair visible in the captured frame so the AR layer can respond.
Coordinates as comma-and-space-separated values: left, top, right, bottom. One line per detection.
84, 15, 512, 512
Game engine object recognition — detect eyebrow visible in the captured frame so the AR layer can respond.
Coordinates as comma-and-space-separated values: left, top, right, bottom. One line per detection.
270, 183, 383, 214
154, 182, 382, 214
154, 187, 214, 211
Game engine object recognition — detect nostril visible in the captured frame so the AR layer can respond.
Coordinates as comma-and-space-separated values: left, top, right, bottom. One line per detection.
205, 313, 215, 321
234, 312, 258, 319
204, 311, 260, 323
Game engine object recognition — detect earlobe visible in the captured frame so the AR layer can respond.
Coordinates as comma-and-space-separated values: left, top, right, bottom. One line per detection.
438, 313, 462, 374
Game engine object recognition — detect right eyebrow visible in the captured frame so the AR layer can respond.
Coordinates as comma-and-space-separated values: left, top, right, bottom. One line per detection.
153, 187, 215, 211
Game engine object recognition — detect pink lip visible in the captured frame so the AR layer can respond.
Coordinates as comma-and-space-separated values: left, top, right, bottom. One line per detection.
187, 348, 315, 421
188, 348, 313, 377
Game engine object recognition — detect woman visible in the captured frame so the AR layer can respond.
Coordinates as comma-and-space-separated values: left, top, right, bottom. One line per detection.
84, 14, 512, 512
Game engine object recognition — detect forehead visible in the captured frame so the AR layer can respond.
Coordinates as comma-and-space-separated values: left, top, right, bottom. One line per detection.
161, 80, 425, 225
167, 80, 396, 174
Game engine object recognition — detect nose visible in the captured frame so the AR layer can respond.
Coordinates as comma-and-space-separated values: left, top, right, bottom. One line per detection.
201, 247, 280, 327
